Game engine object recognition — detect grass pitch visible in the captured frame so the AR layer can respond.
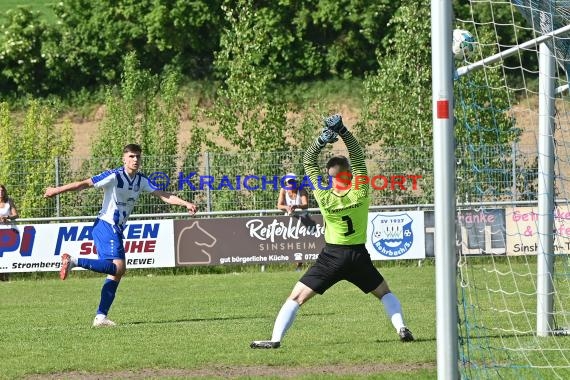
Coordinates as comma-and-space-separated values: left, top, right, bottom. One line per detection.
0, 266, 437, 379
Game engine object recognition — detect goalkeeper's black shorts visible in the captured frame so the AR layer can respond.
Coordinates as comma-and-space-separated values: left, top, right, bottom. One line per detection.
300, 243, 384, 295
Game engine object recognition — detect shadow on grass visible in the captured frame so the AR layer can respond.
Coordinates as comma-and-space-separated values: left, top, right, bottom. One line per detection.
127, 311, 336, 326
374, 336, 435, 344
126, 316, 257, 325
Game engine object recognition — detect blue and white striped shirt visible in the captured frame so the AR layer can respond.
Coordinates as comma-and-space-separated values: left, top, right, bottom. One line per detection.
91, 167, 154, 227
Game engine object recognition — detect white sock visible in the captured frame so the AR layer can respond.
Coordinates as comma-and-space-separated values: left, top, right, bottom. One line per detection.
381, 292, 405, 331
271, 299, 300, 342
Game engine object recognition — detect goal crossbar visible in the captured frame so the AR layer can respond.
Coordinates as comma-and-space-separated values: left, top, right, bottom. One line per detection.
456, 23, 570, 78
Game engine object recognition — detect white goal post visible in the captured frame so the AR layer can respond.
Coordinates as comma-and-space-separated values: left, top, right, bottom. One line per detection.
431, 1, 458, 379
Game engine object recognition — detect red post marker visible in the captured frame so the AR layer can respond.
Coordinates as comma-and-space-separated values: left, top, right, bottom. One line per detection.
437, 100, 449, 119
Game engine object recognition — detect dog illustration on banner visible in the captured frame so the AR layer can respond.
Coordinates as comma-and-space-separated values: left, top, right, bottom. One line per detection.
177, 221, 217, 265
370, 213, 414, 258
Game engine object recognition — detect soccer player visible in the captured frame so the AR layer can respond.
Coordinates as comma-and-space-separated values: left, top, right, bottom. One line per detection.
251, 115, 414, 348
44, 144, 197, 327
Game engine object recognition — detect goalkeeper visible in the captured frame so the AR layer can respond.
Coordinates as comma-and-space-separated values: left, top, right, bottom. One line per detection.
251, 115, 414, 349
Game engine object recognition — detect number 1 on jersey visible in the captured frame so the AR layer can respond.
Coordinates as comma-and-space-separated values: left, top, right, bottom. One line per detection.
341, 215, 356, 236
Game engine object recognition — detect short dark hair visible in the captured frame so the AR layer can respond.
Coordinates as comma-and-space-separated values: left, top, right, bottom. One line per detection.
123, 144, 142, 154
326, 156, 350, 171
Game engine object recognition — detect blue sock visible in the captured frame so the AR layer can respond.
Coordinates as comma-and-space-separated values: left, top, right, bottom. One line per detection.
77, 258, 117, 275
97, 279, 119, 316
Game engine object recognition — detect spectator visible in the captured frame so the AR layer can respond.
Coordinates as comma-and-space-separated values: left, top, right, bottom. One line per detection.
277, 173, 309, 216
277, 173, 309, 271
0, 184, 18, 281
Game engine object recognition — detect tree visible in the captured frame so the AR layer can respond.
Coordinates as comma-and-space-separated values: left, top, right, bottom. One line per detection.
212, 0, 289, 153
75, 52, 186, 214
0, 7, 57, 96
0, 101, 72, 217
144, 0, 223, 77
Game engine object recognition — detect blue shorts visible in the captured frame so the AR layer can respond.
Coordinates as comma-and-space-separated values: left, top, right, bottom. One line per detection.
92, 219, 125, 260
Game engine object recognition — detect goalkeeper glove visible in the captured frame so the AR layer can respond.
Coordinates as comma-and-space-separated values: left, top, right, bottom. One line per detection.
316, 128, 338, 148
323, 114, 348, 136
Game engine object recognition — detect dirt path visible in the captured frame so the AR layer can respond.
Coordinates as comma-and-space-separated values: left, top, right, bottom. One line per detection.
25, 362, 436, 379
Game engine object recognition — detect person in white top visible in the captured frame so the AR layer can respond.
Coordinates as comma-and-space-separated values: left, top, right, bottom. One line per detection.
0, 184, 18, 223
44, 144, 197, 327
277, 173, 309, 216
277, 173, 309, 272
0, 184, 18, 281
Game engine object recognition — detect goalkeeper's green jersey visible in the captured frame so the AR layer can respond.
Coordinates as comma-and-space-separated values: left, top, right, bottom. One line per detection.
303, 131, 370, 245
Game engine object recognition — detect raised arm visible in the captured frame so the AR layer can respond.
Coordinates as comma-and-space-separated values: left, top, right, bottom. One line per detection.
303, 131, 335, 201
44, 178, 93, 198
324, 114, 369, 197
341, 131, 367, 177
152, 190, 197, 215
303, 139, 325, 197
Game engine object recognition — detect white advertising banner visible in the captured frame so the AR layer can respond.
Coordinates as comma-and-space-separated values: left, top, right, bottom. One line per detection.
366, 211, 426, 260
505, 206, 570, 255
0, 220, 175, 273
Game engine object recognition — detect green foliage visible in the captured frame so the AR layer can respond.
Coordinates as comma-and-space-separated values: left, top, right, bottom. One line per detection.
0, 100, 72, 217
0, 104, 17, 182
356, 0, 433, 203
72, 52, 186, 214
0, 0, 551, 101
0, 0, 403, 97
212, 0, 289, 153
89, 52, 182, 160
357, 0, 432, 148
297, 0, 399, 78
50, 0, 151, 85
215, 0, 399, 82
0, 1, 56, 23
283, 78, 364, 108
0, 7, 56, 96
144, 0, 222, 77
45, 0, 222, 91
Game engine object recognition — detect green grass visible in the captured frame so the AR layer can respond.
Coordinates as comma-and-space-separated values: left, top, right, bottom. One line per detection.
456, 259, 570, 379
5, 261, 569, 379
0, 267, 437, 379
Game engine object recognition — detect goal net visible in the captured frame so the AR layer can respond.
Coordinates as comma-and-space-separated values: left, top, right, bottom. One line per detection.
451, 1, 570, 378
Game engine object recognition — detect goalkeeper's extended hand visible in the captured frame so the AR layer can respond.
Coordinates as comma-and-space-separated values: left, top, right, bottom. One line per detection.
316, 128, 338, 148
323, 114, 348, 136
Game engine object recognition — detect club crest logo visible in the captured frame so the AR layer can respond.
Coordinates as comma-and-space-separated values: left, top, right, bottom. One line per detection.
371, 213, 414, 257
